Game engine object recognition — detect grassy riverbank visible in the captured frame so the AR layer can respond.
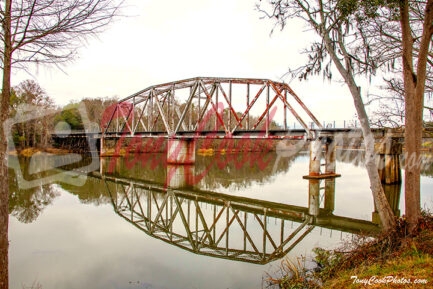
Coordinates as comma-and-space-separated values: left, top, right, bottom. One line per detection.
325, 254, 432, 288
266, 213, 433, 288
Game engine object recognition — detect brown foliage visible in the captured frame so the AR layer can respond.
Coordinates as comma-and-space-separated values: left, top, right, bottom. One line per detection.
324, 214, 433, 279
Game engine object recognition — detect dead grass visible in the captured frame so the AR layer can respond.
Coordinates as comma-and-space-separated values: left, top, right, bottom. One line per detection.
265, 213, 433, 289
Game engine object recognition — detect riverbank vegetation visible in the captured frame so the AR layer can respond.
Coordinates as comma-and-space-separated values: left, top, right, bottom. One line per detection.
265, 212, 433, 288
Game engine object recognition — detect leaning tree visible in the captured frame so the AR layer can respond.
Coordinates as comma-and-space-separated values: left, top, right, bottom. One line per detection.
258, 0, 396, 231
258, 0, 433, 233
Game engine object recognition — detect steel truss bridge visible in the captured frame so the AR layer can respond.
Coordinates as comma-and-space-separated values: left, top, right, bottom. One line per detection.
52, 76, 433, 148
101, 77, 325, 140
51, 76, 433, 153
97, 173, 380, 265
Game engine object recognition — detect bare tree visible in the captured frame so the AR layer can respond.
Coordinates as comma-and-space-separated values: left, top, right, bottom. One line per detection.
258, 0, 396, 231
359, 1, 433, 130
368, 93, 405, 128
364, 0, 433, 230
0, 1, 122, 287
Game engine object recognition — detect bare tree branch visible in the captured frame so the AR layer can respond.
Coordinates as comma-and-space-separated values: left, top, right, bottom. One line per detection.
0, 0, 123, 69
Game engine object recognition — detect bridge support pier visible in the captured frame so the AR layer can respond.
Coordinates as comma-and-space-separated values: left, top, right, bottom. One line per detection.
324, 178, 336, 213
167, 138, 196, 164
304, 136, 340, 179
309, 140, 322, 176
375, 137, 402, 184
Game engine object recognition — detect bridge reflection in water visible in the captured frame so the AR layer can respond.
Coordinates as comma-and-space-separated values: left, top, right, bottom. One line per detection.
98, 168, 389, 264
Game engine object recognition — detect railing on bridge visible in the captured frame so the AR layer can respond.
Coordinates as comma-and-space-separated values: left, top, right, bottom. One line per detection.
101, 77, 323, 139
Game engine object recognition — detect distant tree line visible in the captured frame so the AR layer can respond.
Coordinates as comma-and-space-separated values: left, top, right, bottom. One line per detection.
8, 79, 117, 151
9, 80, 54, 149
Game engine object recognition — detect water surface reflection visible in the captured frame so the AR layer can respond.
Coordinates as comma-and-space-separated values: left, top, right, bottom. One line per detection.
103, 173, 379, 265
8, 150, 433, 289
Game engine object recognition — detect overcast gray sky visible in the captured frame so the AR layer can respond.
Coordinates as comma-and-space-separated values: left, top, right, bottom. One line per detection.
12, 0, 378, 123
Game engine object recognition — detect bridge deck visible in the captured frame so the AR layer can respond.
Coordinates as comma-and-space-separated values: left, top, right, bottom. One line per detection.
54, 128, 390, 139
53, 127, 433, 140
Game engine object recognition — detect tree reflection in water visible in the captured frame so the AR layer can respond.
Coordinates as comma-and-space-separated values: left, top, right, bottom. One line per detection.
9, 156, 60, 223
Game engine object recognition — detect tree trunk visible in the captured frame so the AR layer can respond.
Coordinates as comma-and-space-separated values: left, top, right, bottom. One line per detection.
350, 86, 397, 231
404, 87, 422, 232
321, 31, 396, 231
400, 0, 433, 233
0, 0, 11, 287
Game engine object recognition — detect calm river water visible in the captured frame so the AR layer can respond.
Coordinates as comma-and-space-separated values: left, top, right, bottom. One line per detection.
8, 150, 433, 289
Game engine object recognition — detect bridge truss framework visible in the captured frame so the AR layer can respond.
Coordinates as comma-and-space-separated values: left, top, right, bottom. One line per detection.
102, 77, 323, 139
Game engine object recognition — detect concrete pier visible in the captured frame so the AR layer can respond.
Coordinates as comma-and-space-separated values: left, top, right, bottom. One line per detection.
304, 137, 341, 179
308, 140, 322, 176
167, 138, 196, 164
324, 138, 336, 174
324, 178, 336, 213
